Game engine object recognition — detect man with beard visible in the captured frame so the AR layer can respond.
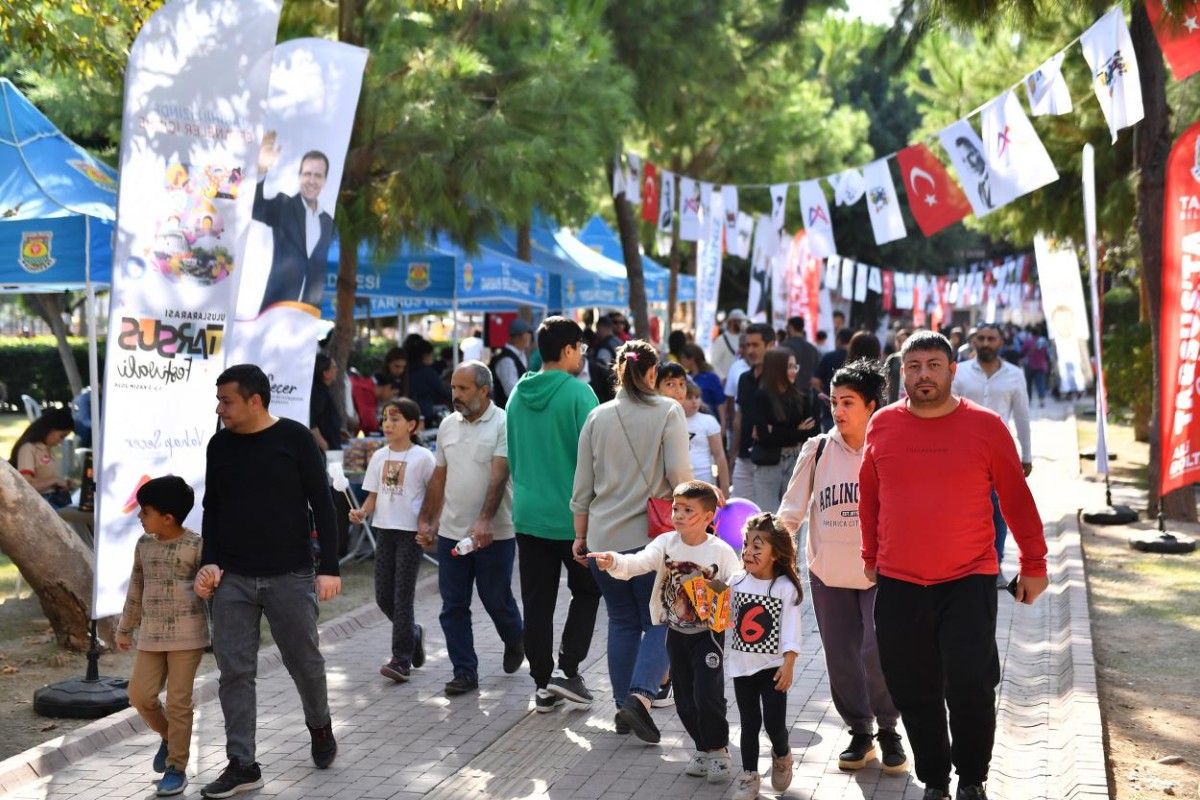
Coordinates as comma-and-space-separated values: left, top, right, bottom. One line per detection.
504, 318, 602, 713
951, 323, 1033, 588
418, 362, 524, 697
858, 331, 1048, 800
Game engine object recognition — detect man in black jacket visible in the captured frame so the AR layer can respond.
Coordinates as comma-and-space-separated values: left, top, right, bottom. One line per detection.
253, 130, 334, 312
194, 364, 340, 798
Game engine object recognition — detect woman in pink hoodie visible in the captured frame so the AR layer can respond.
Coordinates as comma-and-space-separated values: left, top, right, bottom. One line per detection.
778, 359, 909, 777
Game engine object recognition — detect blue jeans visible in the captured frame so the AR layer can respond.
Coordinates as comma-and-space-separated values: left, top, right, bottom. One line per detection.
991, 489, 1008, 565
590, 552, 670, 708
437, 536, 523, 681
211, 569, 330, 764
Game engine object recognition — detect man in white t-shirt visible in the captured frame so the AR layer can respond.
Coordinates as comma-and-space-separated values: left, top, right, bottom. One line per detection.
417, 361, 524, 697
710, 309, 747, 382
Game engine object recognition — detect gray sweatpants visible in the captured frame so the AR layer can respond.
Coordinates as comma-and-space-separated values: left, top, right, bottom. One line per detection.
809, 572, 899, 734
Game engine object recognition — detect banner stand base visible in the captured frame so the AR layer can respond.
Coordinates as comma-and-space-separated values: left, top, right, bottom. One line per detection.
1083, 504, 1139, 525
33, 621, 129, 719
1128, 520, 1196, 555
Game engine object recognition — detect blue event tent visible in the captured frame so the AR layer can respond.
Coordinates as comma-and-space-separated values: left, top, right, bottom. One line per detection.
485, 229, 628, 311
320, 235, 548, 319
575, 215, 697, 303
0, 79, 117, 292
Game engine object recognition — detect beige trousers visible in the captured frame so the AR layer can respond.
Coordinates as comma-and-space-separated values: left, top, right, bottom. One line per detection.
128, 648, 204, 770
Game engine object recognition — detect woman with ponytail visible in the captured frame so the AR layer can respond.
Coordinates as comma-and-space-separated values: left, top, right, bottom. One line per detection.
570, 339, 693, 744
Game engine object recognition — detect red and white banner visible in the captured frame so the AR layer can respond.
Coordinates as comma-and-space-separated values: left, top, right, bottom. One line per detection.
1160, 121, 1200, 496
226, 39, 368, 426
96, 0, 282, 618
1145, 0, 1200, 82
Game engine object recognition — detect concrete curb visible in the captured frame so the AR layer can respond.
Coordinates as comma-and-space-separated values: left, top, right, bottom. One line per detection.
0, 566, 440, 796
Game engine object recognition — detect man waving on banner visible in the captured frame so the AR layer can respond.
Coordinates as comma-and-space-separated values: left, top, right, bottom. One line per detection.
253, 130, 334, 312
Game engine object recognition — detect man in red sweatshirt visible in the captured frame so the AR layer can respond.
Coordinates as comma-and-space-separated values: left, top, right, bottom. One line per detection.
859, 330, 1048, 800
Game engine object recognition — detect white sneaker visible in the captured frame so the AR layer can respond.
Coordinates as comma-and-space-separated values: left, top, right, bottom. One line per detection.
684, 751, 709, 777
707, 750, 733, 784
732, 770, 762, 799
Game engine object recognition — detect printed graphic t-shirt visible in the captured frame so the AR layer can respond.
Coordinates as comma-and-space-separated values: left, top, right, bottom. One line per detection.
362, 444, 436, 530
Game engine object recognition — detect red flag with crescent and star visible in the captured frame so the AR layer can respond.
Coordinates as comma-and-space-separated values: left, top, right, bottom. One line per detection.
640, 162, 660, 223
896, 143, 972, 237
1146, 0, 1200, 82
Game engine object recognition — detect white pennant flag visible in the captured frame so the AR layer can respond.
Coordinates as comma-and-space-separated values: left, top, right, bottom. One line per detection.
840, 256, 855, 300
854, 262, 869, 302
1081, 8, 1143, 144
658, 170, 675, 234
734, 211, 754, 259
829, 168, 866, 206
867, 265, 883, 295
862, 158, 906, 245
748, 216, 772, 321
769, 183, 789, 252
824, 255, 840, 290
612, 155, 627, 198
625, 153, 642, 205
799, 179, 836, 258
1024, 52, 1073, 116
940, 120, 996, 218
980, 90, 1059, 208
679, 177, 701, 241
721, 185, 739, 245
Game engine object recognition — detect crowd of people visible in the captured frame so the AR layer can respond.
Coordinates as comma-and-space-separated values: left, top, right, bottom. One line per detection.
107, 309, 1054, 800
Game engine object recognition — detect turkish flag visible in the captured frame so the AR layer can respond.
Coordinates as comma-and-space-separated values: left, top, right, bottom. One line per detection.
640, 162, 660, 223
896, 144, 972, 237
881, 269, 895, 311
1146, 0, 1200, 81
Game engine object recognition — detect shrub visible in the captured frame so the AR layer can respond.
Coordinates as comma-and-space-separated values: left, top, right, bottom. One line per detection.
0, 337, 103, 409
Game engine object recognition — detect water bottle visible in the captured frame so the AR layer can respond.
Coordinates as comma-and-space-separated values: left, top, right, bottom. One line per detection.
451, 536, 475, 557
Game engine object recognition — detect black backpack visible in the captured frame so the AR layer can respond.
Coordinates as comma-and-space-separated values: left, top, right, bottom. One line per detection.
488, 347, 527, 409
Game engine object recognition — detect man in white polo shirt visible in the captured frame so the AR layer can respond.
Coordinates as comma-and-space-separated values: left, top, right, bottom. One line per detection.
418, 361, 524, 696
951, 323, 1033, 589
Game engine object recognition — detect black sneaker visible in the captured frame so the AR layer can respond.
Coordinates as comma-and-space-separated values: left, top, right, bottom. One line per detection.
534, 688, 564, 713
614, 711, 631, 735
444, 674, 479, 696
200, 759, 263, 799
308, 720, 337, 769
380, 659, 411, 682
412, 624, 426, 669
546, 669, 593, 705
923, 787, 951, 800
837, 732, 876, 770
877, 729, 909, 774
503, 639, 525, 674
956, 785, 988, 800
651, 678, 673, 708
618, 695, 661, 744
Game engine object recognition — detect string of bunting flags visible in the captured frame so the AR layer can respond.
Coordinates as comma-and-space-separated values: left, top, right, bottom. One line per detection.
613, 0, 1198, 264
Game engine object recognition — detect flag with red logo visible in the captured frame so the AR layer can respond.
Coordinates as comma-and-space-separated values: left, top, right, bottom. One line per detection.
1146, 0, 1200, 81
799, 179, 835, 258
896, 143, 971, 237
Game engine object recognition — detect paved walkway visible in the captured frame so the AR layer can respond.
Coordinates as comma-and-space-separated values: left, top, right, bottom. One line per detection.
0, 402, 1108, 800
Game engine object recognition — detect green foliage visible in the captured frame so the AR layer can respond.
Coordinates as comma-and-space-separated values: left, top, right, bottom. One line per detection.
0, 338, 103, 406
1100, 286, 1150, 423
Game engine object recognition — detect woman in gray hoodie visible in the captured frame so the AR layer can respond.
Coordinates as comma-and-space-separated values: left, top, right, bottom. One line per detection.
778, 359, 908, 776
571, 339, 693, 744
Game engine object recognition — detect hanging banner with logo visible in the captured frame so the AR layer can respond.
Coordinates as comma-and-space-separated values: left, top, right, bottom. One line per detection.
799, 179, 836, 258
696, 193, 725, 360
747, 215, 771, 322
1024, 51, 1073, 116
658, 170, 676, 234
679, 177, 701, 242
862, 158, 906, 245
1145, 0, 1200, 82
1034, 234, 1091, 400
770, 230, 790, 331
1080, 7, 1144, 144
721, 185, 739, 247
1160, 121, 1200, 496
940, 119, 997, 218
980, 91, 1060, 208
769, 183, 789, 254
95, 0, 282, 618
225, 39, 368, 427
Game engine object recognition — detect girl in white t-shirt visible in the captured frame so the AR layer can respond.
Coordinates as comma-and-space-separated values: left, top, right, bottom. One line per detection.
350, 398, 436, 683
684, 379, 730, 494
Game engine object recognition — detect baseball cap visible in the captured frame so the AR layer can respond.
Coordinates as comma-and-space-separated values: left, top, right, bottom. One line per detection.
726, 309, 748, 322
509, 318, 534, 336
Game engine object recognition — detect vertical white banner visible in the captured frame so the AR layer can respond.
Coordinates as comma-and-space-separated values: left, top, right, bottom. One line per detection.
1034, 233, 1091, 393
226, 39, 368, 426
95, 0, 282, 618
1082, 144, 1109, 471
769, 183, 788, 253
747, 215, 771, 321
679, 177, 701, 241
658, 170, 675, 234
721, 185, 739, 245
696, 193, 725, 361
770, 231, 790, 331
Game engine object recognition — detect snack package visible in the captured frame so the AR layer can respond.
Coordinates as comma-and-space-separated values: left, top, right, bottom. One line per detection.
683, 575, 712, 621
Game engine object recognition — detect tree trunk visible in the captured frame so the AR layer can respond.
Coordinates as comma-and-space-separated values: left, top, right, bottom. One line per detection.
667, 235, 680, 335
26, 293, 84, 399
0, 462, 112, 651
1131, 2, 1197, 521
613, 192, 650, 341
516, 222, 532, 263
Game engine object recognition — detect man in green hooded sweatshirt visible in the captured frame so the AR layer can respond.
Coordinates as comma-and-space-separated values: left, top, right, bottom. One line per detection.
506, 316, 603, 713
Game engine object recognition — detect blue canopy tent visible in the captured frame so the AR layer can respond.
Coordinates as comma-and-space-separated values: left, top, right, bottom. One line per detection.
0, 78, 117, 442
576, 214, 697, 303
484, 229, 628, 311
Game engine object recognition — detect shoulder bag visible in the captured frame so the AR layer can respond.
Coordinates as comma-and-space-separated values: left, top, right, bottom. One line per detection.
614, 408, 675, 537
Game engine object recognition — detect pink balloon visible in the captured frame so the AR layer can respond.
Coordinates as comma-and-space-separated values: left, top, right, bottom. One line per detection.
714, 498, 761, 551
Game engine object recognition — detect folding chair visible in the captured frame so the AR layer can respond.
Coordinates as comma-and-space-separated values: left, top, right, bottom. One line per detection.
20, 394, 42, 421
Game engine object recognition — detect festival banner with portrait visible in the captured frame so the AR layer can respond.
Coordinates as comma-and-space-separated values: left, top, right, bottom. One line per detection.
225, 39, 368, 425
95, 0, 282, 618
1160, 121, 1200, 496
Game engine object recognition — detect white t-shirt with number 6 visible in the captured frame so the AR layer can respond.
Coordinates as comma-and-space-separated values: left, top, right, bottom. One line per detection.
725, 572, 803, 679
